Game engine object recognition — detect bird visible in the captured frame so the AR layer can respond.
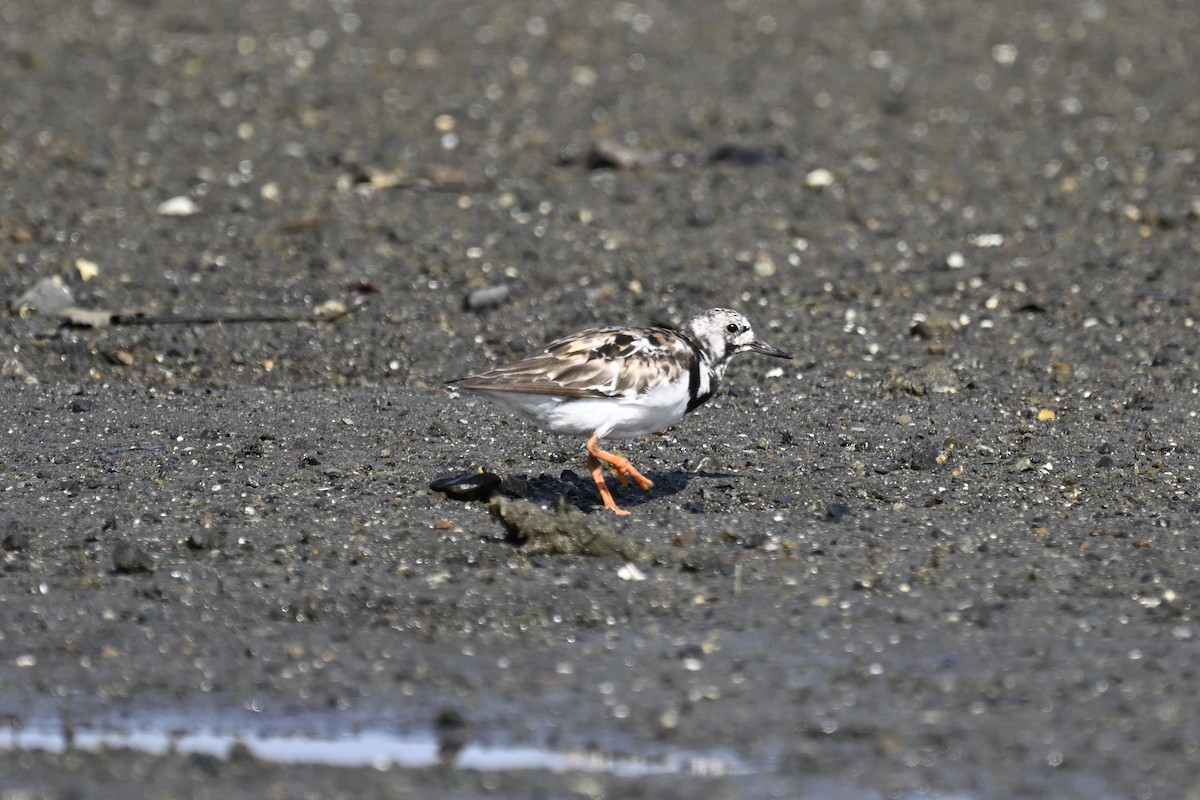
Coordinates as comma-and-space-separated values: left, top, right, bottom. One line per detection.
448, 308, 792, 515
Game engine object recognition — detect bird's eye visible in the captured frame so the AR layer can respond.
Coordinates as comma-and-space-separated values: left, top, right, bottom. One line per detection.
726, 323, 739, 333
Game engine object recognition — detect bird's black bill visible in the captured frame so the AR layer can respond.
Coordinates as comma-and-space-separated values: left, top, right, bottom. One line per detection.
746, 340, 793, 359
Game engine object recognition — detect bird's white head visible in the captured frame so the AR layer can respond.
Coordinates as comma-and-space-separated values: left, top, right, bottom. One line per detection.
681, 308, 792, 367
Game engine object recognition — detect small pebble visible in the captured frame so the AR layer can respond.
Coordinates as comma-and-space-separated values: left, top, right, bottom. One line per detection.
74, 258, 100, 281
463, 284, 511, 312
586, 139, 661, 170
805, 168, 835, 188
617, 564, 646, 581
313, 299, 348, 321
890, 363, 960, 396
157, 196, 199, 216
911, 312, 963, 339
2, 359, 38, 385
10, 276, 74, 316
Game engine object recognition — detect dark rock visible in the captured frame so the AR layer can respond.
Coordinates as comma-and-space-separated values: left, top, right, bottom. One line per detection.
430, 471, 502, 502
499, 475, 529, 498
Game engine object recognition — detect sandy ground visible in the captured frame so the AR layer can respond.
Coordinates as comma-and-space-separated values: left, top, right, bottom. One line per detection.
1, 0, 1198, 797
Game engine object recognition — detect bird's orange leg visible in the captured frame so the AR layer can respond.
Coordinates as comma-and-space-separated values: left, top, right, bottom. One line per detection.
584, 435, 654, 515
586, 454, 627, 515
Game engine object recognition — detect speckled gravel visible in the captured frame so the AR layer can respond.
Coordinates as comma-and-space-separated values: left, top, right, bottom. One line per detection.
1, 1, 1198, 798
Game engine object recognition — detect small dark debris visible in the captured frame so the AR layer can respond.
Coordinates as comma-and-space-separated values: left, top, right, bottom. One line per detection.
498, 475, 528, 498
112, 542, 154, 574
435, 707, 471, 761
3, 524, 31, 551
278, 216, 323, 235
709, 144, 783, 166
187, 529, 226, 551
907, 445, 944, 471
739, 531, 772, 549
430, 471, 502, 502
69, 398, 95, 413
826, 503, 852, 522
679, 549, 733, 574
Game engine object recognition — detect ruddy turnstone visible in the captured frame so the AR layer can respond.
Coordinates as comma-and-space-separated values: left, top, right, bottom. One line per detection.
449, 308, 792, 515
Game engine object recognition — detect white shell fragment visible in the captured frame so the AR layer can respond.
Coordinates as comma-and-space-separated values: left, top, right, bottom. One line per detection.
617, 564, 647, 582
157, 196, 199, 216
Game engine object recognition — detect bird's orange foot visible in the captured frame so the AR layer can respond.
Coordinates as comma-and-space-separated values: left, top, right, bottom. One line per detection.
584, 435, 653, 514
585, 436, 653, 487
607, 457, 654, 491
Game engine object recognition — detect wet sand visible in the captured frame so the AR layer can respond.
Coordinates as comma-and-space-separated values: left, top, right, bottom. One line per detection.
1, 1, 1198, 797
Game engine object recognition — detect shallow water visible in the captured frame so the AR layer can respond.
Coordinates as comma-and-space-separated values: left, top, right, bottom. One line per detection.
0, 713, 753, 778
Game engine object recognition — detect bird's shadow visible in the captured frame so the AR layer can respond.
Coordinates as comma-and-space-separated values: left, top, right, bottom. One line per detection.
507, 468, 691, 513
505, 468, 751, 514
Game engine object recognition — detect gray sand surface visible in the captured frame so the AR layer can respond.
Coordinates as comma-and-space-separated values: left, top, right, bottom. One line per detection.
1, 1, 1198, 797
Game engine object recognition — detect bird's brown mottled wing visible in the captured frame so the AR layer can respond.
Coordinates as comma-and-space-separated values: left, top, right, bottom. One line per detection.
450, 326, 694, 400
